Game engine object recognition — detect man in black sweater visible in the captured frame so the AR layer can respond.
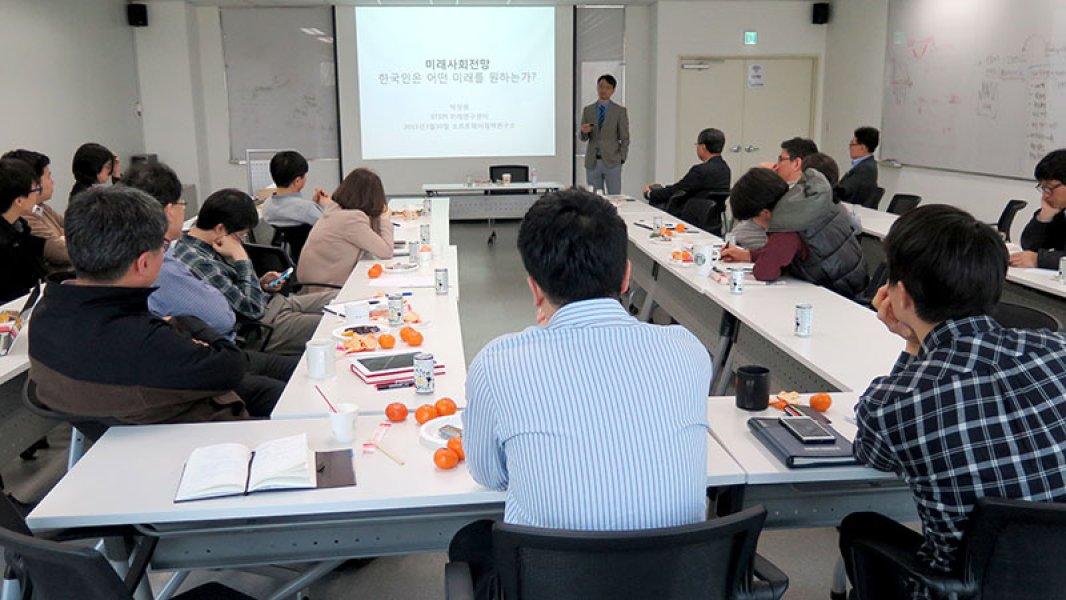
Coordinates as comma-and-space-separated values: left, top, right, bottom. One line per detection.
0, 158, 47, 304
644, 128, 731, 208
1011, 149, 1066, 269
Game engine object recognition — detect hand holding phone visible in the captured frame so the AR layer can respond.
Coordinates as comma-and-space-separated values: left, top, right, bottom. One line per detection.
272, 267, 294, 286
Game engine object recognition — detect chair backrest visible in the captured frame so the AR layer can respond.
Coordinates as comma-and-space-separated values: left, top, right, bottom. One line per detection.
886, 193, 921, 215
961, 497, 1066, 599
22, 379, 116, 442
273, 224, 313, 265
493, 506, 767, 600
678, 189, 730, 236
488, 165, 530, 183
244, 243, 294, 277
996, 200, 1028, 242
862, 187, 886, 210
991, 302, 1061, 332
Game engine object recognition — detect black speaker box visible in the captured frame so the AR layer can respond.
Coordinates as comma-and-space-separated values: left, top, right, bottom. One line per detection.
127, 3, 148, 27
812, 2, 830, 25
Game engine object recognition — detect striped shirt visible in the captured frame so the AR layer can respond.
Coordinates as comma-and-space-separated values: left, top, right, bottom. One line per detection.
855, 316, 1066, 595
463, 298, 712, 530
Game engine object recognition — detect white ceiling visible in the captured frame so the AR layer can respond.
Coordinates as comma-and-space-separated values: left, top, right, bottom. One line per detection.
155, 0, 808, 7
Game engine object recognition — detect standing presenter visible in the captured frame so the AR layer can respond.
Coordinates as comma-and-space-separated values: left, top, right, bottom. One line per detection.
580, 74, 630, 195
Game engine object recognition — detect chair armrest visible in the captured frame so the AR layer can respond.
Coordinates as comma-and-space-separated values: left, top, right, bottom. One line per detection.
235, 321, 275, 353
852, 538, 974, 599
739, 553, 789, 600
444, 561, 475, 600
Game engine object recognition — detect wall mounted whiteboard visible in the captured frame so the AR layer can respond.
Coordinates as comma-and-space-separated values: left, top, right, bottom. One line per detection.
881, 0, 1066, 179
221, 8, 339, 161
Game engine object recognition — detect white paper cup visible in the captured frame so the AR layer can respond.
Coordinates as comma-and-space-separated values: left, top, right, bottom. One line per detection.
430, 243, 443, 260
329, 403, 358, 443
344, 302, 369, 325
694, 244, 718, 276
305, 338, 336, 379
502, 173, 512, 185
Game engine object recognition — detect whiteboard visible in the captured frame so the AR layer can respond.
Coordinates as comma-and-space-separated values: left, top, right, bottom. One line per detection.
221, 8, 339, 161
881, 0, 1066, 179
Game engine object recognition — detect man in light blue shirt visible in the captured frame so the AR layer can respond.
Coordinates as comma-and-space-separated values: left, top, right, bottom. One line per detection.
260, 151, 327, 228
452, 188, 713, 596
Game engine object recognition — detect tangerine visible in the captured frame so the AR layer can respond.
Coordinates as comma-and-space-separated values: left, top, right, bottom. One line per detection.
447, 437, 465, 461
378, 334, 396, 349
399, 326, 417, 343
810, 393, 832, 412
406, 330, 424, 346
368, 264, 383, 278
434, 447, 459, 470
435, 397, 457, 416
414, 404, 438, 425
385, 403, 408, 422
675, 223, 686, 232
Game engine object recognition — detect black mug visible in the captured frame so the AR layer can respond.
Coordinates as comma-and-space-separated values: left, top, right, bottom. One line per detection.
735, 365, 771, 411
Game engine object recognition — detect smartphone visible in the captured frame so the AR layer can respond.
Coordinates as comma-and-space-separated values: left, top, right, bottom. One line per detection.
779, 416, 836, 444
272, 267, 294, 285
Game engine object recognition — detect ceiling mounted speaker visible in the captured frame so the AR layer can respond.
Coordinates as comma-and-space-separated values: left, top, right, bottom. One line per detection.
812, 3, 830, 25
127, 3, 148, 27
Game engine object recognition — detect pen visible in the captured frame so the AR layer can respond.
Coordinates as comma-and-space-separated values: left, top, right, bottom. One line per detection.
634, 222, 654, 231
377, 380, 414, 391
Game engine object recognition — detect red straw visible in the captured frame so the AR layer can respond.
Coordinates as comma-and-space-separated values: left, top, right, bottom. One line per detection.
314, 385, 338, 413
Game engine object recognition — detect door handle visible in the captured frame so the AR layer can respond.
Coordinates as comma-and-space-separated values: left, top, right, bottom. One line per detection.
744, 145, 760, 153
729, 145, 742, 153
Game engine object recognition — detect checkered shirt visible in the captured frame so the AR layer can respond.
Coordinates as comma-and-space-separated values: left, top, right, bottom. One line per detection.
170, 234, 267, 321
855, 316, 1066, 580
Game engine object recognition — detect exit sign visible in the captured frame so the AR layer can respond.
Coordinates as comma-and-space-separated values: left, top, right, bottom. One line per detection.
744, 31, 758, 45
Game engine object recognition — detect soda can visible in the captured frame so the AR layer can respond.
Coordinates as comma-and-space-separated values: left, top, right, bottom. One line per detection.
795, 303, 813, 337
408, 241, 420, 265
710, 244, 723, 262
420, 223, 431, 245
387, 293, 404, 327
435, 268, 449, 295
729, 269, 744, 295
653, 216, 664, 230
1059, 257, 1066, 283
423, 197, 432, 215
413, 352, 435, 395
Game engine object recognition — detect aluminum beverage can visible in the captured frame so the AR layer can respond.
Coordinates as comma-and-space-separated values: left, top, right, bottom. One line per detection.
435, 268, 449, 295
413, 352, 435, 395
653, 216, 664, 230
1059, 257, 1066, 283
408, 241, 420, 265
795, 303, 813, 337
729, 269, 744, 295
387, 293, 404, 326
423, 197, 432, 215
420, 223, 431, 245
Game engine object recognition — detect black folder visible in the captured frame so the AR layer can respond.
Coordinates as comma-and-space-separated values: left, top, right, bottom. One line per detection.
748, 418, 859, 469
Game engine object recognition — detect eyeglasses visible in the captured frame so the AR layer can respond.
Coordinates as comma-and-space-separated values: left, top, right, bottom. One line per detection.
848, 142, 863, 147
29, 186, 42, 195
1036, 182, 1065, 195
229, 231, 249, 242
777, 155, 793, 163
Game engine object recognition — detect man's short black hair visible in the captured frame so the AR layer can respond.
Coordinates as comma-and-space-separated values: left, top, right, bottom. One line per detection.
884, 204, 1007, 323
196, 188, 259, 233
728, 168, 788, 221
65, 186, 167, 282
121, 162, 183, 207
517, 187, 627, 306
597, 74, 617, 89
269, 151, 309, 188
1034, 149, 1066, 183
72, 142, 113, 185
780, 137, 819, 161
853, 126, 879, 153
0, 158, 35, 214
803, 152, 840, 186
697, 128, 726, 154
2, 149, 50, 180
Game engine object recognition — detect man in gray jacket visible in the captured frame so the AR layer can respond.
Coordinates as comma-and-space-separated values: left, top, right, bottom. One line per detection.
580, 74, 630, 195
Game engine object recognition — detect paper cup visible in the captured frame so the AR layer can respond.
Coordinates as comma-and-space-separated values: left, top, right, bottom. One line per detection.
329, 403, 359, 443
694, 244, 719, 276
305, 339, 336, 379
344, 302, 369, 326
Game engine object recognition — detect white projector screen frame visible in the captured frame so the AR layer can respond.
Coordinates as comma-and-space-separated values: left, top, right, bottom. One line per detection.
336, 6, 574, 195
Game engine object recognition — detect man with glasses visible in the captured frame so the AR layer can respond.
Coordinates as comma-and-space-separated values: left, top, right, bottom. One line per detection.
0, 157, 48, 303
835, 126, 879, 206
642, 127, 731, 209
172, 188, 336, 355
3, 149, 70, 272
1010, 149, 1066, 269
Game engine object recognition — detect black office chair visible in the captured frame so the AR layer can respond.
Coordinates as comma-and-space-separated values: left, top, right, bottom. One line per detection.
846, 497, 1066, 600
674, 189, 731, 236
488, 165, 530, 184
856, 263, 888, 310
991, 302, 1060, 332
994, 200, 1028, 242
243, 243, 341, 296
445, 506, 788, 600
886, 194, 921, 215
0, 489, 253, 600
862, 187, 886, 210
269, 224, 313, 265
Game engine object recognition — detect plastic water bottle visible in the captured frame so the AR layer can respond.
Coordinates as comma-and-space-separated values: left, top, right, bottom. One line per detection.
530, 167, 538, 184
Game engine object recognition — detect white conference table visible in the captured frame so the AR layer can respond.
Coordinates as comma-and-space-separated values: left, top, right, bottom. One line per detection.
0, 294, 31, 386
421, 181, 565, 221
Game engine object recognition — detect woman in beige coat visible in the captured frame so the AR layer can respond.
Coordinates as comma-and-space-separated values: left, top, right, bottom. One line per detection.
297, 168, 394, 289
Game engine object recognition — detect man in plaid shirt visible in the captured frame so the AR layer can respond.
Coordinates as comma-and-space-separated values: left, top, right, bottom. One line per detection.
840, 204, 1066, 598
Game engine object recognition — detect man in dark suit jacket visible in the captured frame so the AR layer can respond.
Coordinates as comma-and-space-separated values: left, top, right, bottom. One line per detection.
835, 126, 879, 206
643, 128, 731, 208
580, 74, 629, 195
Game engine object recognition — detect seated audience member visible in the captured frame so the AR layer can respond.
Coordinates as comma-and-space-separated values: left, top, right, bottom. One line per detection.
834, 126, 879, 205
0, 158, 48, 303
728, 137, 820, 250
69, 142, 120, 200
452, 188, 713, 597
172, 189, 337, 355
841, 204, 1066, 598
1011, 149, 1066, 269
3, 149, 69, 271
643, 127, 731, 208
260, 150, 328, 228
721, 168, 867, 299
121, 163, 295, 413
298, 168, 394, 289
802, 152, 840, 186
27, 186, 257, 423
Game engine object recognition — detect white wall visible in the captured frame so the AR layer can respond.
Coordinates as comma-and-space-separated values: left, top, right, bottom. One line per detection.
823, 0, 1040, 241
651, 0, 828, 184
1, 0, 143, 212
620, 5, 655, 199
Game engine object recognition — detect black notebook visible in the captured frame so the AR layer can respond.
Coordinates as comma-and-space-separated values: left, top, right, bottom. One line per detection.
748, 418, 859, 469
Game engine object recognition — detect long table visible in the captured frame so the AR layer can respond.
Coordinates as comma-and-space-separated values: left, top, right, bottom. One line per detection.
422, 181, 564, 221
